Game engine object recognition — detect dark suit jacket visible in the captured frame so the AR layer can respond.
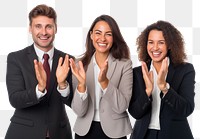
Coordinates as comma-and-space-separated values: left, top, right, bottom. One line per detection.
5, 45, 73, 139
128, 62, 195, 139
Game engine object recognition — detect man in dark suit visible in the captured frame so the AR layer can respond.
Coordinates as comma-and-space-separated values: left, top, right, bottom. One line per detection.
5, 4, 73, 139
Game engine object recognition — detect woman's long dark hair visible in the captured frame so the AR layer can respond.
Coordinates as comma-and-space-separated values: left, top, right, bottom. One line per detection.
81, 15, 130, 69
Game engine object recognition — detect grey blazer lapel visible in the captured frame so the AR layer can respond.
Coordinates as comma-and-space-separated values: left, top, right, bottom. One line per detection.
86, 55, 116, 104
86, 59, 95, 104
107, 55, 117, 80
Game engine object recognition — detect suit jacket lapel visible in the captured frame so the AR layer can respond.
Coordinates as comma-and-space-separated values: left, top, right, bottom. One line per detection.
86, 59, 95, 105
86, 55, 117, 105
26, 45, 60, 99
160, 62, 175, 109
47, 48, 60, 96
107, 55, 117, 80
146, 60, 175, 84
166, 63, 175, 84
27, 45, 38, 74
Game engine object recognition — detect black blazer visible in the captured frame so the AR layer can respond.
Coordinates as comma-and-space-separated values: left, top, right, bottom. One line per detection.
5, 45, 73, 139
128, 62, 195, 139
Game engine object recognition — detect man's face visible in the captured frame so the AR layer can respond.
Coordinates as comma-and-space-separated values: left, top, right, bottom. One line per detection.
29, 15, 57, 52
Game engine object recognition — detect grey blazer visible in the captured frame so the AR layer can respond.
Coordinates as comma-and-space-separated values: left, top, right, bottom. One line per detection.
72, 55, 133, 138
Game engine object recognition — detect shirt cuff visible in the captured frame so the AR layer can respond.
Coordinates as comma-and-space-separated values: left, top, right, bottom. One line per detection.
36, 85, 47, 99
57, 82, 70, 97
76, 87, 87, 100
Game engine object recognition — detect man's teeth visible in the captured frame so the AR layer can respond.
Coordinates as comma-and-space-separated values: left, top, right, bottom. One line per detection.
40, 37, 48, 40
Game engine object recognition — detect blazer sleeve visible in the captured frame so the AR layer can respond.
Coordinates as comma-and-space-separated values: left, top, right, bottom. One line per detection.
103, 59, 133, 114
162, 63, 195, 117
6, 52, 39, 109
128, 66, 152, 119
71, 73, 89, 117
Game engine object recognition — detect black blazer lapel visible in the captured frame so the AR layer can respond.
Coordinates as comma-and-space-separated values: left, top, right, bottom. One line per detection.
27, 46, 60, 98
160, 63, 175, 109
166, 63, 175, 85
47, 48, 60, 96
27, 44, 38, 74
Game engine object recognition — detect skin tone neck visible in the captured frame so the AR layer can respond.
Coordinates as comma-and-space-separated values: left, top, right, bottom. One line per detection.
153, 62, 162, 73
35, 43, 53, 52
95, 51, 109, 67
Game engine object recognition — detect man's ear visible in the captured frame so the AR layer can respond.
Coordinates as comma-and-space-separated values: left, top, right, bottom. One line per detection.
55, 24, 57, 34
29, 26, 32, 34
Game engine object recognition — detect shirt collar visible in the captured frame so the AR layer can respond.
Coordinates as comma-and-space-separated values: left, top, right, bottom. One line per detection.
92, 53, 98, 66
34, 44, 54, 61
150, 57, 170, 71
92, 52, 111, 67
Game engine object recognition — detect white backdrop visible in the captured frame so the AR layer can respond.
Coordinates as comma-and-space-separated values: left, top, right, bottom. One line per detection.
0, 0, 200, 139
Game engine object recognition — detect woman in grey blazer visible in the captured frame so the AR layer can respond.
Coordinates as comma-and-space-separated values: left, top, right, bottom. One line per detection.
69, 15, 133, 139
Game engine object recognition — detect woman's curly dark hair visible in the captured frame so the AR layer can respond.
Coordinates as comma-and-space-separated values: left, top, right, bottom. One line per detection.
137, 20, 187, 66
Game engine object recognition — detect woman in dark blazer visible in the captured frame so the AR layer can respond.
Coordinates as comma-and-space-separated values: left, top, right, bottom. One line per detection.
128, 20, 195, 139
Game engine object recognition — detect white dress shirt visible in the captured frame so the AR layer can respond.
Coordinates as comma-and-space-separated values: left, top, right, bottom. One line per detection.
34, 44, 70, 99
76, 54, 107, 121
148, 59, 169, 130
148, 63, 162, 130
93, 55, 107, 121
